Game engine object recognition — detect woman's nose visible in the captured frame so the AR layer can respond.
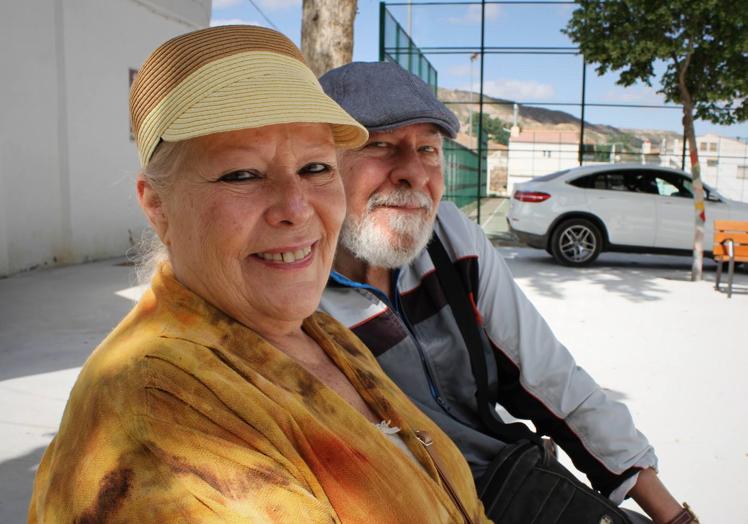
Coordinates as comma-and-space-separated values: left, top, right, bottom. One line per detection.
264, 177, 314, 226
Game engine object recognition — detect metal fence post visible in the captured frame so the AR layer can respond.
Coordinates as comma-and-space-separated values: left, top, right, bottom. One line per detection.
476, 0, 486, 224
378, 2, 385, 62
578, 59, 586, 165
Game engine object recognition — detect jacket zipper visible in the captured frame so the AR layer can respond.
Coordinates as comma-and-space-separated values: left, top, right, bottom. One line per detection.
392, 290, 462, 420
360, 285, 456, 419
415, 430, 473, 524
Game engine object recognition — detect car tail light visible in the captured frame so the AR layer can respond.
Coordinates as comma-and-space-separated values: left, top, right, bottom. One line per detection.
513, 191, 551, 203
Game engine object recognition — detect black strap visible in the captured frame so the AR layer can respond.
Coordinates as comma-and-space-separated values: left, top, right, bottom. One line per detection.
427, 234, 539, 444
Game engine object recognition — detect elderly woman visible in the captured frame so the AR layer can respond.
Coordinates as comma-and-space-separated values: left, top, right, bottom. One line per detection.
28, 26, 487, 524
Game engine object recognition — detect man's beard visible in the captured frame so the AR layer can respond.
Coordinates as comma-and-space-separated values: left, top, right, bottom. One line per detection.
339, 188, 436, 269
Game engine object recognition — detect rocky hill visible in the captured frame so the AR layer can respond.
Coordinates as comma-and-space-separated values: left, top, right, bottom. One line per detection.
437, 87, 680, 148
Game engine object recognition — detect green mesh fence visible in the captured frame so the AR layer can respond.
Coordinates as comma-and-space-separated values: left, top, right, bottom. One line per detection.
380, 3, 485, 210
379, 4, 438, 93
443, 136, 487, 209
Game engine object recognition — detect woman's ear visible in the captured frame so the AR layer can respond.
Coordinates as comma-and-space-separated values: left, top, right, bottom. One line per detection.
136, 175, 170, 245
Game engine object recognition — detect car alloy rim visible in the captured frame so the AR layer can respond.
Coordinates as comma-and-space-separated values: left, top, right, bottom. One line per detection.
559, 225, 596, 263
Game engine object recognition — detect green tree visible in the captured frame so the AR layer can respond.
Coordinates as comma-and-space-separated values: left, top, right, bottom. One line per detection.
564, 0, 748, 280
470, 112, 510, 145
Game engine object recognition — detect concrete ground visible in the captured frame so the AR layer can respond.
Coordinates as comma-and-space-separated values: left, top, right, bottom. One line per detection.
1, 247, 746, 523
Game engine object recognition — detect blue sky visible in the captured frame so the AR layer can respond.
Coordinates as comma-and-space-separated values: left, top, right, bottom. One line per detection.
211, 0, 747, 139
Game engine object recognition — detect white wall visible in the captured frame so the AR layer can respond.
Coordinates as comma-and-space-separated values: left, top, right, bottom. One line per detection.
507, 141, 578, 193
0, 0, 210, 277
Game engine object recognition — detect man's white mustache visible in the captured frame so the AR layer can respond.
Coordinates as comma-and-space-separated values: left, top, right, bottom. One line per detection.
367, 190, 432, 211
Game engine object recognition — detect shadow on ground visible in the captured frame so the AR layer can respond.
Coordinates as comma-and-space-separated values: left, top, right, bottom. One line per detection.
499, 247, 744, 303
0, 259, 135, 381
0, 445, 47, 522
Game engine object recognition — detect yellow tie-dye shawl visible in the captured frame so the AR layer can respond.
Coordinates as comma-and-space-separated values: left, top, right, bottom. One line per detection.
29, 264, 488, 523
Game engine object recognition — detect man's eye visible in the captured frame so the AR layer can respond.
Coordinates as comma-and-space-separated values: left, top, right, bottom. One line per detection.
299, 162, 332, 175
218, 170, 258, 182
420, 145, 437, 153
367, 141, 389, 149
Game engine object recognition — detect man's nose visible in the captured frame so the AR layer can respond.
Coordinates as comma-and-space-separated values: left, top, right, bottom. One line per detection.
389, 148, 430, 189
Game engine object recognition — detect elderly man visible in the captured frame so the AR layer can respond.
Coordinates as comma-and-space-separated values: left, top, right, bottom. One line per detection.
319, 62, 695, 524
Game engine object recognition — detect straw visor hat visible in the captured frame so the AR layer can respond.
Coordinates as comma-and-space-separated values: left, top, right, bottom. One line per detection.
129, 25, 368, 167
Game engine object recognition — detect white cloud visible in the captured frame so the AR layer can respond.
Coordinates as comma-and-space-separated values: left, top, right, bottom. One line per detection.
481, 79, 555, 100
602, 86, 665, 105
256, 0, 301, 10
447, 64, 472, 77
212, 0, 241, 10
210, 18, 264, 27
448, 4, 501, 25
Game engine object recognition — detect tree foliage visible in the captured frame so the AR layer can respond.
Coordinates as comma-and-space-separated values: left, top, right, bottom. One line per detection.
564, 0, 748, 280
564, 0, 747, 124
470, 112, 510, 144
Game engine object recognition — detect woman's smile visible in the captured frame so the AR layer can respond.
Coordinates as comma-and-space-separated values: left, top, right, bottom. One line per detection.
253, 242, 315, 265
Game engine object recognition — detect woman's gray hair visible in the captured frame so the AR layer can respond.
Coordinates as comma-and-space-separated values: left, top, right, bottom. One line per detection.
132, 139, 193, 285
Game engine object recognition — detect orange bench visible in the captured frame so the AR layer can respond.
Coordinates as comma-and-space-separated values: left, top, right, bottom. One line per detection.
713, 220, 748, 298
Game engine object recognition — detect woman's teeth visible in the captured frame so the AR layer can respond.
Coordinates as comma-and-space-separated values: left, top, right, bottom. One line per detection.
257, 246, 312, 263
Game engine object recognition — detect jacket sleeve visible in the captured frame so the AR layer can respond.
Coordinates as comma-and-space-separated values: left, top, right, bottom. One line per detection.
459, 207, 657, 496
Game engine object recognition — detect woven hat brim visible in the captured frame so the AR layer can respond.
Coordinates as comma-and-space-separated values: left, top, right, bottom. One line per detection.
137, 51, 368, 166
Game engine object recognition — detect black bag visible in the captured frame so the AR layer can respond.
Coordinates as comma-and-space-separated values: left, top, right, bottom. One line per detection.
478, 440, 633, 523
427, 235, 636, 524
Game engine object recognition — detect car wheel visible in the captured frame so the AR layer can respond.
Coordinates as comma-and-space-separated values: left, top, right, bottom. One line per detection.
550, 218, 602, 266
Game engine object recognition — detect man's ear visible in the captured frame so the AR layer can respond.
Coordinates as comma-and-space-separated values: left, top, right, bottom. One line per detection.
136, 175, 170, 245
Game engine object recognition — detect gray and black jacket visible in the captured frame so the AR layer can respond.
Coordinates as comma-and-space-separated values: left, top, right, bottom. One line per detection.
320, 201, 656, 499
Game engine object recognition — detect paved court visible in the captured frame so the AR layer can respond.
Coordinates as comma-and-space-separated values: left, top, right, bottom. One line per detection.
1, 247, 746, 522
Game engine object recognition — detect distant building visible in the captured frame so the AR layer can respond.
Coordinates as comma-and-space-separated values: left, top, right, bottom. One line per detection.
0, 0, 211, 277
660, 134, 748, 202
697, 134, 748, 202
507, 130, 579, 193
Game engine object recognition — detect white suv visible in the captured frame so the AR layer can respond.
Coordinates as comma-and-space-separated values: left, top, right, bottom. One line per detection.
507, 163, 748, 266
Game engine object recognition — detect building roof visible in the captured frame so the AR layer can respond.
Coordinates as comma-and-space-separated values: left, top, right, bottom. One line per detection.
510, 130, 579, 144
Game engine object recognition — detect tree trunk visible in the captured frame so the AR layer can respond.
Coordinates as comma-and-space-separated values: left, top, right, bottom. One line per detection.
676, 46, 705, 281
301, 0, 357, 78
682, 105, 705, 281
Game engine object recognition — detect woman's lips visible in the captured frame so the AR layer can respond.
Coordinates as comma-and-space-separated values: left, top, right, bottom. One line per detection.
254, 243, 313, 264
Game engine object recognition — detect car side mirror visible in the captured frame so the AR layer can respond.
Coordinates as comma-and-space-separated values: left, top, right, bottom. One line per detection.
706, 192, 722, 203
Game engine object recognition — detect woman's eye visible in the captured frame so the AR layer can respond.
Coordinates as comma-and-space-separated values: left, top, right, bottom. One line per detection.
218, 170, 258, 182
299, 162, 332, 175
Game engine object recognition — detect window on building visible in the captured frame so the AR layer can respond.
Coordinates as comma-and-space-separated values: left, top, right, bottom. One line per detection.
542, 150, 552, 158
709, 142, 718, 152
738, 166, 748, 180
707, 159, 719, 167
699, 142, 708, 150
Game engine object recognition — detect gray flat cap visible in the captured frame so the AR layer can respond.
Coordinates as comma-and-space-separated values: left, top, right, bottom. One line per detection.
319, 61, 460, 138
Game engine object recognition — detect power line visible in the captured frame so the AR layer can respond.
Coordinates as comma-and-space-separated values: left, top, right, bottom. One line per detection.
246, 0, 278, 30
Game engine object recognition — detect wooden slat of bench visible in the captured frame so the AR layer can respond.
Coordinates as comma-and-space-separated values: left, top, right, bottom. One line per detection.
713, 252, 748, 261
713, 221, 748, 260
714, 220, 748, 231
714, 231, 748, 244
713, 237, 748, 260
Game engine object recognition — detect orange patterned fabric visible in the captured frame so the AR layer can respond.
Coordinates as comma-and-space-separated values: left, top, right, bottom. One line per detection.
29, 264, 488, 523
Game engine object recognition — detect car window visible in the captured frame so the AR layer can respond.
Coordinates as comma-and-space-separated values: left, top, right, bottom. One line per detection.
605, 172, 657, 193
605, 173, 628, 191
569, 174, 603, 188
654, 174, 693, 198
